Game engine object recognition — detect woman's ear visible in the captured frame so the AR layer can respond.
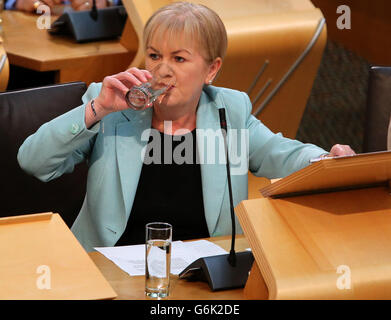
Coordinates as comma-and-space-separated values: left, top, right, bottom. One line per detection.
206, 57, 223, 85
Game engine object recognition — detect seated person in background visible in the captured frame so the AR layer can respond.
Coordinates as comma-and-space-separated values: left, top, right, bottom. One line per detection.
17, 1, 355, 252
4, 0, 117, 12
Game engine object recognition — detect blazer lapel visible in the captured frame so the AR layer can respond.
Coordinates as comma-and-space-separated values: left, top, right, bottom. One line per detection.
197, 89, 230, 236
116, 108, 153, 220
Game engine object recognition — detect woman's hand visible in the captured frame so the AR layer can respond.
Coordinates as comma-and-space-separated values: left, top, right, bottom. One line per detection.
329, 144, 356, 157
15, 0, 56, 12
85, 68, 152, 128
69, 0, 106, 11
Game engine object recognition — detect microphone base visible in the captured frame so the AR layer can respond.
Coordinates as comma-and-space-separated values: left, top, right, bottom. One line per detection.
49, 6, 127, 43
178, 251, 254, 291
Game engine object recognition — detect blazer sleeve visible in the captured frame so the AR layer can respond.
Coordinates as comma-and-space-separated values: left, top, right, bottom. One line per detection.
17, 83, 102, 182
242, 92, 328, 178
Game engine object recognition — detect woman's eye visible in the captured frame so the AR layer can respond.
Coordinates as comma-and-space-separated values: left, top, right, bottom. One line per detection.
175, 56, 185, 63
149, 53, 159, 60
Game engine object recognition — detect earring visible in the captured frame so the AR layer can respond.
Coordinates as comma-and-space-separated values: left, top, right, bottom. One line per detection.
208, 80, 213, 85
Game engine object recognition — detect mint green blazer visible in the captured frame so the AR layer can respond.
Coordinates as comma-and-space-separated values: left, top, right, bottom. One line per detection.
17, 83, 326, 252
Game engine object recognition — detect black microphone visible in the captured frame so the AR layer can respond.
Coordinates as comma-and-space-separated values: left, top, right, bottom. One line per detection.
178, 108, 254, 291
218, 108, 237, 267
90, 0, 98, 20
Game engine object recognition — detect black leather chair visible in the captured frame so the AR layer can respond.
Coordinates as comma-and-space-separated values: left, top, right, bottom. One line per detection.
363, 66, 391, 153
0, 82, 88, 227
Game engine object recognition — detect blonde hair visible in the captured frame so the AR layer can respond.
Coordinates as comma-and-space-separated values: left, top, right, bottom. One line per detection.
143, 2, 227, 63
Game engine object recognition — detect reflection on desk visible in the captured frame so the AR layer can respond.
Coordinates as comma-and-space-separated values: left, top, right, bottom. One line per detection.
89, 235, 251, 300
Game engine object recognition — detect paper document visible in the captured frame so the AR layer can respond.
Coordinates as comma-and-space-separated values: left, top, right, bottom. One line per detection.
95, 240, 228, 276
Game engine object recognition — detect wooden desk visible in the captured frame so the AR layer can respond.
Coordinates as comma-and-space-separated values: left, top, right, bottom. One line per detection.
2, 11, 135, 84
89, 235, 252, 300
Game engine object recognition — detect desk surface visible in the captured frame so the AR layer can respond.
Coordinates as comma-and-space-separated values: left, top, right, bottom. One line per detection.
2, 11, 135, 83
89, 235, 250, 300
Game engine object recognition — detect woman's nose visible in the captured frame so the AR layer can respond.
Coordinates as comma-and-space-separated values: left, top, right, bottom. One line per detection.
156, 63, 174, 78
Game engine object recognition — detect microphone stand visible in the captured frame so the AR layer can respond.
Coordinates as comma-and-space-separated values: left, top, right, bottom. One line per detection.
178, 108, 254, 291
220, 108, 238, 268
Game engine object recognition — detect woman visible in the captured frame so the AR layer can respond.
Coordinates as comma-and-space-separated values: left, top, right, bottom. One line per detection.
18, 2, 354, 252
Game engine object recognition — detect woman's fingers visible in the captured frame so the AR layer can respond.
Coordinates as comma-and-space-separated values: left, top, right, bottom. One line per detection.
141, 69, 153, 80
104, 76, 130, 95
69, 0, 106, 10
16, 0, 54, 12
69, 0, 93, 10
125, 67, 152, 83
41, 0, 54, 7
113, 69, 154, 90
329, 144, 356, 157
115, 72, 143, 87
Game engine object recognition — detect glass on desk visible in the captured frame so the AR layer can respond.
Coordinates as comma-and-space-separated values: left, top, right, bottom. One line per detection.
145, 222, 172, 299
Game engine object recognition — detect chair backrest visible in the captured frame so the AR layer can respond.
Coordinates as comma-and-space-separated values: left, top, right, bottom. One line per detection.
0, 82, 88, 227
363, 66, 391, 152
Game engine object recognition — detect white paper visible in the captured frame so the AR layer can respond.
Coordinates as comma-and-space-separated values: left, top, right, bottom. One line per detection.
95, 240, 227, 276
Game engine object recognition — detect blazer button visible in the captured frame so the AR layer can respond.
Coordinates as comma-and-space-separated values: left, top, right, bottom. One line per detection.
70, 123, 80, 135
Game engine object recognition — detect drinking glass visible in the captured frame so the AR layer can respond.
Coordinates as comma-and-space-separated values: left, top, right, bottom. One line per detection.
125, 64, 176, 111
145, 222, 172, 298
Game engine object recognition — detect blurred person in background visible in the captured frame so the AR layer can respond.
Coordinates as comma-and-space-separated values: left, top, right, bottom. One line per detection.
4, 0, 119, 12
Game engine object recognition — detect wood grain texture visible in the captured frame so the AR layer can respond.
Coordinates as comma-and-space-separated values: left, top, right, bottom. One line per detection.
0, 213, 117, 299
248, 173, 270, 200
243, 263, 269, 300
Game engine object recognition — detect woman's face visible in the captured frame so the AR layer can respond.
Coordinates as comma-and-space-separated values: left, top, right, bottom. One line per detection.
145, 33, 221, 112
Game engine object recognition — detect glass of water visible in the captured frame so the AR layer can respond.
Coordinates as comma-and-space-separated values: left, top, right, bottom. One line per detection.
145, 222, 172, 299
125, 64, 176, 111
